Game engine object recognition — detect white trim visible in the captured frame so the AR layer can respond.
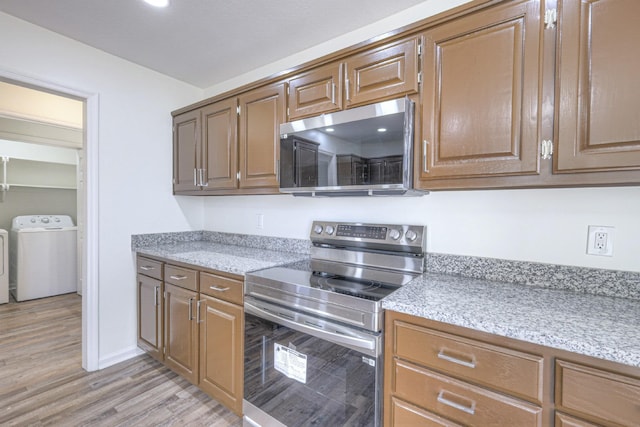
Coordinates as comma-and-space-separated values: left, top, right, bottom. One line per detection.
0, 68, 100, 372
99, 345, 144, 370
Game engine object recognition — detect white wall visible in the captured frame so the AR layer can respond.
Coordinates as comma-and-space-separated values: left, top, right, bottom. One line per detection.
202, 187, 640, 273
0, 11, 205, 366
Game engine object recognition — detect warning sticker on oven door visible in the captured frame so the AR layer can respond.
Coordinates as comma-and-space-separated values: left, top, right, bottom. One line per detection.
274, 343, 307, 384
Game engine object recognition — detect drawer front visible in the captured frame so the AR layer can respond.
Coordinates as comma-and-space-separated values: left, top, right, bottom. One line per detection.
164, 264, 198, 291
555, 412, 601, 427
394, 321, 543, 403
137, 257, 163, 280
391, 396, 462, 426
393, 359, 542, 426
199, 272, 243, 305
556, 360, 640, 427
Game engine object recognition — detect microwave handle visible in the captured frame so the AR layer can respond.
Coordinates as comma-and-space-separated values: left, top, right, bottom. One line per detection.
245, 300, 376, 353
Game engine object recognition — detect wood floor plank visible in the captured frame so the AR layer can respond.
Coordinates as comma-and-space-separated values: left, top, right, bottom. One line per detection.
0, 294, 241, 426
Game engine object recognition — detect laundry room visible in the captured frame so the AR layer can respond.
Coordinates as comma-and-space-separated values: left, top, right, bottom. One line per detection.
0, 80, 83, 303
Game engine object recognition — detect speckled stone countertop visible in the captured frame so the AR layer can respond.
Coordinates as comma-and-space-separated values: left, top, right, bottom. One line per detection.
382, 272, 640, 368
133, 236, 309, 276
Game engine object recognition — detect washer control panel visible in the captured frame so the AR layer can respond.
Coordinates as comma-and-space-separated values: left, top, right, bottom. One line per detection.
12, 215, 76, 229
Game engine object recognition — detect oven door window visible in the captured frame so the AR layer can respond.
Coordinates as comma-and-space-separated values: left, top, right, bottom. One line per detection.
244, 313, 379, 427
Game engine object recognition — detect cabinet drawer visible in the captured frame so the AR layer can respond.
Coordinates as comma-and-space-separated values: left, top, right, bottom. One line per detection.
555, 412, 601, 427
555, 360, 640, 427
393, 321, 543, 403
200, 272, 243, 305
393, 359, 542, 426
164, 264, 198, 291
137, 257, 163, 280
391, 396, 462, 426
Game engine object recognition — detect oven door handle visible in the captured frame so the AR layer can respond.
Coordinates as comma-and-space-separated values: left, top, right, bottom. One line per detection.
245, 300, 377, 353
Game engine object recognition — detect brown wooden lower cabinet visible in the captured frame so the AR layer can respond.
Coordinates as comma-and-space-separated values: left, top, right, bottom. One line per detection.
164, 282, 199, 384
198, 294, 244, 416
384, 310, 640, 427
136, 255, 244, 416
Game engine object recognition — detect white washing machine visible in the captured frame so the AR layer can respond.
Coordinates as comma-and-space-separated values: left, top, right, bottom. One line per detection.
10, 215, 78, 302
0, 229, 7, 304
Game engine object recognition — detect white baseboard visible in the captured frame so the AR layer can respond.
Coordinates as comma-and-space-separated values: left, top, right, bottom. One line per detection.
98, 345, 144, 370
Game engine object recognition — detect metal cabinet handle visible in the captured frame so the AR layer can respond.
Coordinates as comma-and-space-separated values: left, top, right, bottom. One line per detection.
193, 168, 198, 186
331, 83, 336, 104
345, 78, 351, 102
169, 275, 187, 281
140, 265, 155, 271
437, 350, 476, 369
209, 285, 230, 292
188, 297, 194, 320
196, 300, 203, 323
437, 390, 476, 415
201, 168, 208, 187
423, 140, 429, 173
154, 285, 159, 306
276, 159, 280, 183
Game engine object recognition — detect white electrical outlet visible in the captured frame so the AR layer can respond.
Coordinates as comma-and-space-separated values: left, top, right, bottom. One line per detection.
586, 225, 614, 256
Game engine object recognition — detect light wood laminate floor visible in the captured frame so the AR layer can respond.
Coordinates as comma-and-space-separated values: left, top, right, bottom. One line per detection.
0, 293, 241, 426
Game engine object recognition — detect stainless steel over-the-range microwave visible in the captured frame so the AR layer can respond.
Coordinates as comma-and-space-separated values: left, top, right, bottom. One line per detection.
279, 97, 426, 197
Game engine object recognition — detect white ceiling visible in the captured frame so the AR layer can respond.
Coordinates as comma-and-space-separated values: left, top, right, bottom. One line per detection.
0, 0, 428, 89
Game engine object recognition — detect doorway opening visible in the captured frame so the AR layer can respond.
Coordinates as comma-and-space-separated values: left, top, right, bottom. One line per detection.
0, 72, 99, 371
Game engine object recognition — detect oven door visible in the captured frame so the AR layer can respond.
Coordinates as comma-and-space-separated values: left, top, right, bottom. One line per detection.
243, 297, 382, 427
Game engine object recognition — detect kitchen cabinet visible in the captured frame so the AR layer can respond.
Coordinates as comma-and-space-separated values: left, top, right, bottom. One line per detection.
418, 0, 543, 183
238, 82, 286, 190
555, 360, 640, 427
368, 155, 403, 185
337, 154, 366, 186
287, 37, 419, 120
554, 0, 640, 173
136, 256, 244, 415
385, 311, 544, 426
198, 272, 244, 416
173, 83, 284, 195
136, 256, 164, 362
385, 310, 640, 427
163, 265, 199, 384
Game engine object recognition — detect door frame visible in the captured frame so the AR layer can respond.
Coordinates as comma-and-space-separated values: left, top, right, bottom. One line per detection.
0, 68, 100, 371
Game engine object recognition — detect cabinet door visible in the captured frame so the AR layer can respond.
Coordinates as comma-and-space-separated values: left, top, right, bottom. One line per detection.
199, 294, 243, 415
419, 0, 543, 182
238, 82, 286, 189
345, 37, 419, 107
173, 110, 200, 193
137, 274, 163, 362
555, 0, 640, 172
201, 98, 238, 190
288, 62, 343, 120
164, 283, 198, 384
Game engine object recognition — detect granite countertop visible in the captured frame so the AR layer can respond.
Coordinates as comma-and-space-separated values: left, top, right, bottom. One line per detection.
135, 241, 309, 276
382, 272, 640, 368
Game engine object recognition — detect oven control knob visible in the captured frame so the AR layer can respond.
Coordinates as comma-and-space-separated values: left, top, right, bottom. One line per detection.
389, 229, 401, 240
405, 230, 418, 242
313, 224, 324, 234
325, 225, 335, 235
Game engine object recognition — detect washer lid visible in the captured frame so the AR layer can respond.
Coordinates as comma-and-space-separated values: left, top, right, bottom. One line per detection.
12, 215, 76, 229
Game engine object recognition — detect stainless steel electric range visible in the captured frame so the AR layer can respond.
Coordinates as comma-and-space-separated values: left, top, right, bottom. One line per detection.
243, 221, 426, 427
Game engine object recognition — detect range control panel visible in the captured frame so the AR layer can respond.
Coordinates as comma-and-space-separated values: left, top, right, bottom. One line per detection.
310, 221, 425, 252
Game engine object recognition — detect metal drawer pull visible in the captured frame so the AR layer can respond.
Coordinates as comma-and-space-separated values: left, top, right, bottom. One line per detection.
437, 390, 476, 415
169, 275, 188, 281
140, 265, 155, 271
437, 350, 476, 369
209, 285, 230, 292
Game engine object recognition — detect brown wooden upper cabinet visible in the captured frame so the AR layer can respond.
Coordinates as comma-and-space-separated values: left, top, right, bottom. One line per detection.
287, 37, 420, 120
554, 0, 640, 173
173, 82, 285, 195
418, 0, 543, 183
